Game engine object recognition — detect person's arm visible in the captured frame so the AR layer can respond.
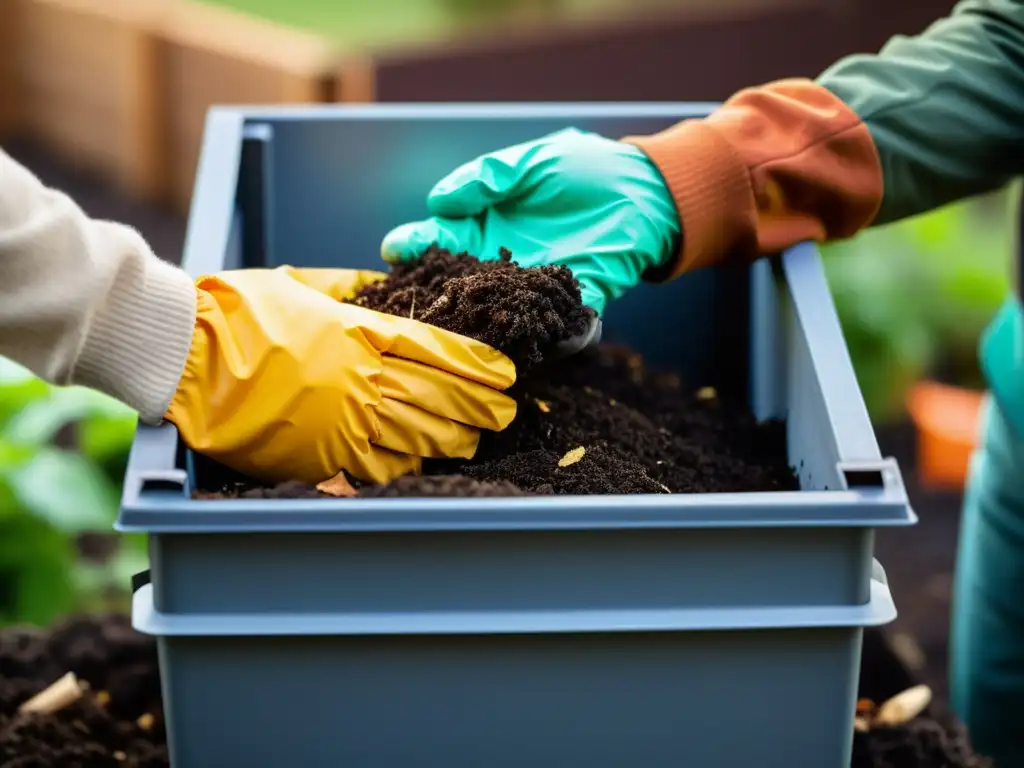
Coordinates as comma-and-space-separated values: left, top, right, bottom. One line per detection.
0, 148, 197, 423
625, 0, 1024, 278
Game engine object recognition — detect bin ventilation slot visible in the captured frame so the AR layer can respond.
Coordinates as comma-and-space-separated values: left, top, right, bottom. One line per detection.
842, 469, 885, 489
139, 474, 187, 496
837, 458, 906, 492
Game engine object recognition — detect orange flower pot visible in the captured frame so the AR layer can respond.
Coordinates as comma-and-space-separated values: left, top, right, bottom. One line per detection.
906, 381, 985, 491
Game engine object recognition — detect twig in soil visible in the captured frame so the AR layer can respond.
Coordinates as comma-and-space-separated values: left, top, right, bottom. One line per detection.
875, 685, 932, 727
889, 632, 927, 672
18, 672, 84, 715
855, 684, 933, 731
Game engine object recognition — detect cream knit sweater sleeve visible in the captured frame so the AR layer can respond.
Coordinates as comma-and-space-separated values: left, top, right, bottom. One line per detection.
0, 148, 198, 424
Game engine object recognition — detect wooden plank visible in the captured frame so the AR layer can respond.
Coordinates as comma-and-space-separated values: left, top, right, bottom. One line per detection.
371, 3, 854, 103
336, 54, 376, 103
13, 0, 169, 199
0, 0, 22, 137
160, 1, 340, 214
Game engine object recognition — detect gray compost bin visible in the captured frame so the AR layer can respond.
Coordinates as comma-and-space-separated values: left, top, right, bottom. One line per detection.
118, 104, 916, 768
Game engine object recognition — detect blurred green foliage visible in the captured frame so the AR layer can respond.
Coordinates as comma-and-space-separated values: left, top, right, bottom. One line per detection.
0, 358, 146, 627
824, 187, 1014, 423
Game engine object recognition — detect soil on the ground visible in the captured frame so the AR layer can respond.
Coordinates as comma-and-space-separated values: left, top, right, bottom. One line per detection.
0, 616, 989, 767
872, 423, 965, 712
196, 247, 798, 500
0, 615, 165, 767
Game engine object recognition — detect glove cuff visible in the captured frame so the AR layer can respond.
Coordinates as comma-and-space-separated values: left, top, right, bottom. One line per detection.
75, 252, 197, 424
624, 121, 753, 280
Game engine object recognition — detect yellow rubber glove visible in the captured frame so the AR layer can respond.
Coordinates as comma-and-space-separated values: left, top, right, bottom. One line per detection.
166, 266, 517, 485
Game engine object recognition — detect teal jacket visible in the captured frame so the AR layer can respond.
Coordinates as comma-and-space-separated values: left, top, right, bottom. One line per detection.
819, 0, 1024, 226
630, 0, 1024, 280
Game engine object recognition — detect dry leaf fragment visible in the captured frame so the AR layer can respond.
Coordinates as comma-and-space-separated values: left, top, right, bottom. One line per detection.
875, 685, 932, 726
658, 483, 671, 493
317, 472, 358, 498
558, 446, 586, 467
534, 399, 551, 413
696, 386, 717, 401
137, 713, 155, 731
95, 690, 111, 706
855, 698, 874, 715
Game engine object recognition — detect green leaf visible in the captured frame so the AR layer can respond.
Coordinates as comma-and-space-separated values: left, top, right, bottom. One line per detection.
3, 386, 134, 446
0, 438, 35, 473
0, 513, 76, 626
78, 410, 138, 464
6, 448, 119, 532
0, 357, 34, 384
0, 379, 50, 432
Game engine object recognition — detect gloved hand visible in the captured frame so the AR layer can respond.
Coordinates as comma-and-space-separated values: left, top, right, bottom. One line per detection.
165, 266, 517, 485
381, 128, 681, 316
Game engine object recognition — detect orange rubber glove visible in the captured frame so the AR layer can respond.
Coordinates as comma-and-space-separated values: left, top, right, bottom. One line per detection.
165, 266, 517, 485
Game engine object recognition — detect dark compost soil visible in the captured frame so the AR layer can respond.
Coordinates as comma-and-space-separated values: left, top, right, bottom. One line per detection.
195, 246, 799, 499
0, 616, 990, 767
0, 616, 165, 767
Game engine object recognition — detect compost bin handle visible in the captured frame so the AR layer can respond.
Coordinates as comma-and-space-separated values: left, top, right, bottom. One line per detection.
131, 570, 151, 594
871, 559, 888, 587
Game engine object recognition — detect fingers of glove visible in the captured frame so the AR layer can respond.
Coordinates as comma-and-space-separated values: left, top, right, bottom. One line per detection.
426, 136, 555, 218
373, 397, 482, 460
335, 303, 516, 389
427, 128, 601, 218
279, 266, 387, 302
379, 356, 518, 432
380, 216, 484, 264
341, 444, 424, 486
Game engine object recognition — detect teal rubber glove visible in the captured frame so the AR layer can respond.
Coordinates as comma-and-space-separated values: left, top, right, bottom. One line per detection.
381, 128, 681, 316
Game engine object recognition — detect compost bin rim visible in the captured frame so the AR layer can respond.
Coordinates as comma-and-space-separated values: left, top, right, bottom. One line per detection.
116, 492, 916, 534
209, 102, 724, 123
130, 577, 895, 637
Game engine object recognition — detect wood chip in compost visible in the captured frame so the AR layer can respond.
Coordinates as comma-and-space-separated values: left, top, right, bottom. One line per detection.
558, 446, 586, 467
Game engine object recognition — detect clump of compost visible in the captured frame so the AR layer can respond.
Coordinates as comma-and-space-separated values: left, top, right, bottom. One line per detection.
195, 246, 799, 499
352, 245, 589, 372
0, 620, 992, 767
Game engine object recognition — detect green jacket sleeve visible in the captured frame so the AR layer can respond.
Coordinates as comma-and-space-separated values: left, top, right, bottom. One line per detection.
627, 0, 1024, 275
819, 0, 1024, 225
